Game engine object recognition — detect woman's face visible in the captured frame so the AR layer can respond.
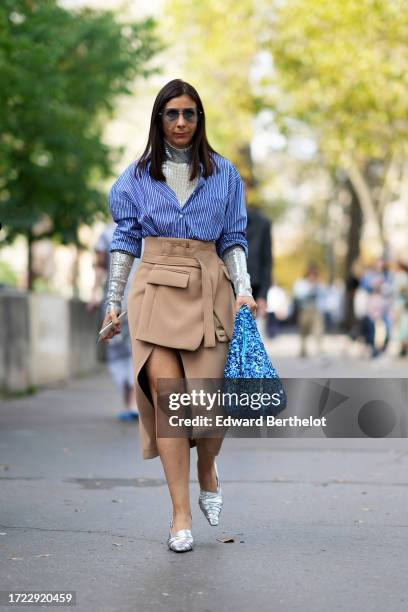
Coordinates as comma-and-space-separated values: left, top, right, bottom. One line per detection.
161, 94, 199, 148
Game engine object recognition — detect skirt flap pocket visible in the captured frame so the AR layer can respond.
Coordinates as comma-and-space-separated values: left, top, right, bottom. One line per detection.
147, 268, 190, 288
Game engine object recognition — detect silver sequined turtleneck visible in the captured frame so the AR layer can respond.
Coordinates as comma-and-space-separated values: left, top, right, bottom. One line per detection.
162, 138, 199, 207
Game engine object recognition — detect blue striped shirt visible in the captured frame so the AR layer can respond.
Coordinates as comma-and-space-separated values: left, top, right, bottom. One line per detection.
108, 153, 248, 259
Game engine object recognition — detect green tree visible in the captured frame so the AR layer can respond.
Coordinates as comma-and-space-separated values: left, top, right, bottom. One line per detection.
261, 0, 408, 251
0, 0, 163, 288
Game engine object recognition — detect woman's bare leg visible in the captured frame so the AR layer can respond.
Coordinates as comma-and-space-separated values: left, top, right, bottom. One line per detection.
145, 346, 192, 533
196, 438, 221, 492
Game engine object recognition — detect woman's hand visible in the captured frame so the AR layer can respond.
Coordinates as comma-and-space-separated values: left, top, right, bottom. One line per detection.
235, 294, 257, 318
100, 309, 122, 342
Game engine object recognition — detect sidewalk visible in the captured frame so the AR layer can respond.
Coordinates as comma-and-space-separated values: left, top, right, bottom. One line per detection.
1, 351, 407, 611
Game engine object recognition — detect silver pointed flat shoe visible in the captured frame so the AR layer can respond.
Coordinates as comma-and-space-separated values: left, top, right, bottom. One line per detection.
198, 461, 223, 526
167, 521, 194, 553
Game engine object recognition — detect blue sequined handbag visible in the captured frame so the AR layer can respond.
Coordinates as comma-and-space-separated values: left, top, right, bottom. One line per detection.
223, 305, 287, 417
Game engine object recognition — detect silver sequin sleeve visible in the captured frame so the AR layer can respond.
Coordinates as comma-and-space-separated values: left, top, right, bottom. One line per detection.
105, 250, 135, 315
222, 245, 253, 297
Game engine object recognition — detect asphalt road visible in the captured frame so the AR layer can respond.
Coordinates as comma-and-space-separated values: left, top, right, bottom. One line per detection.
1, 336, 407, 611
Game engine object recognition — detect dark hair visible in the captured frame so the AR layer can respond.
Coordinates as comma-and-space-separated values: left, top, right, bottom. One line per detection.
135, 79, 220, 181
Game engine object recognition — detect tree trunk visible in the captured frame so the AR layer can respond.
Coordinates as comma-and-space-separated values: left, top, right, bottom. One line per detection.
343, 158, 384, 250
343, 179, 363, 331
27, 230, 34, 291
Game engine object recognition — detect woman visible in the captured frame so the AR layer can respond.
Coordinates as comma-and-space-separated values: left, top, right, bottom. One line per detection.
101, 79, 256, 553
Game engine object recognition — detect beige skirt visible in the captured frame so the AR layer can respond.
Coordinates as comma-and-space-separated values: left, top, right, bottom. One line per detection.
127, 236, 236, 459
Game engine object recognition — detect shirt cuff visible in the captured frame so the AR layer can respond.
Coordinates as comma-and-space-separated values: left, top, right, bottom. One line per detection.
109, 230, 142, 258
216, 233, 248, 259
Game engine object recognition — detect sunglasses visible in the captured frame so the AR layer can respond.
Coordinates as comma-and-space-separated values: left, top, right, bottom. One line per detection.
159, 107, 202, 123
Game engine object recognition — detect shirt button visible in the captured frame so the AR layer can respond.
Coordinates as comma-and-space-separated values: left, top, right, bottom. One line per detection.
179, 213, 183, 218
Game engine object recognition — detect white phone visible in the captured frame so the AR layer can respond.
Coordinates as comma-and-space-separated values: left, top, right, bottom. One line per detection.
97, 310, 127, 343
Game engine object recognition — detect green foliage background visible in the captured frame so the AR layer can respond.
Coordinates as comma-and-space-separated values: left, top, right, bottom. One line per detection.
0, 0, 163, 250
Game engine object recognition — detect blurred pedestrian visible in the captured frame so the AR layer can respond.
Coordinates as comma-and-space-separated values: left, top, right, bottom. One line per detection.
362, 279, 388, 358
392, 261, 408, 356
360, 258, 394, 358
101, 79, 257, 553
244, 180, 272, 320
265, 283, 290, 338
323, 280, 345, 332
88, 222, 139, 421
293, 263, 326, 358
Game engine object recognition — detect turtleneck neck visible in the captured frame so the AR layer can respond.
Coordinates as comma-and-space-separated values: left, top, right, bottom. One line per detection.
164, 138, 193, 164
